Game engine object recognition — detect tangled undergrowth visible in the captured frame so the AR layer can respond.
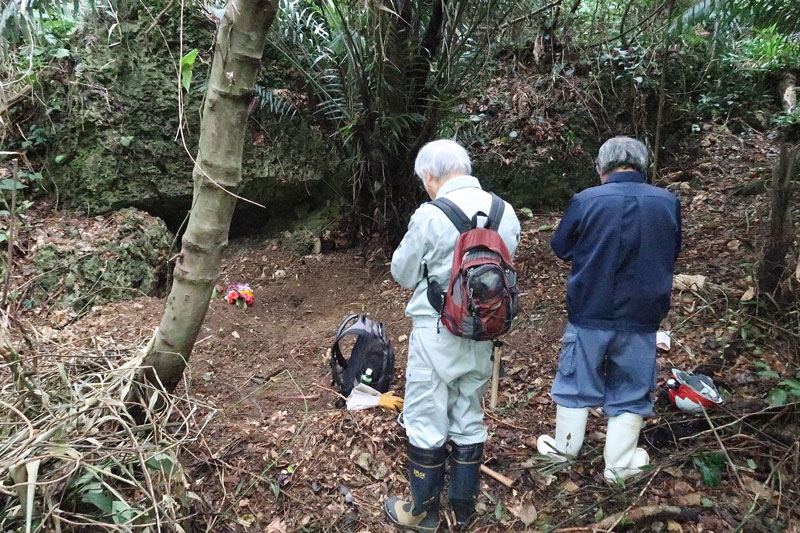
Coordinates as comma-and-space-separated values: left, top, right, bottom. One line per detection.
0, 313, 215, 532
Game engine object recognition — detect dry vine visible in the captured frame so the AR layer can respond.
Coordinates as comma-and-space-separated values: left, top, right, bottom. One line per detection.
0, 311, 216, 532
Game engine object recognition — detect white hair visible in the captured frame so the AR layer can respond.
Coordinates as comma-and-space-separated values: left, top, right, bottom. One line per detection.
596, 136, 648, 174
414, 139, 472, 181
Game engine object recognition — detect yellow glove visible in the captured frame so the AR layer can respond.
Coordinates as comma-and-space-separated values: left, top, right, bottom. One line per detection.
377, 391, 404, 412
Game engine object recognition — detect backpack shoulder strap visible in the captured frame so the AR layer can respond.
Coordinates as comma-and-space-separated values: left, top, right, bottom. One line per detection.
335, 314, 360, 341
431, 197, 474, 233
486, 193, 505, 231
332, 314, 362, 370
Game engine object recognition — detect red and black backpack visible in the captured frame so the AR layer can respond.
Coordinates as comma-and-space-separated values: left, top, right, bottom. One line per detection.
425, 193, 519, 341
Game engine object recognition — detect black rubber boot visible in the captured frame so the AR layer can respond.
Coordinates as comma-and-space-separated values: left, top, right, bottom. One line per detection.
449, 442, 483, 527
385, 443, 447, 532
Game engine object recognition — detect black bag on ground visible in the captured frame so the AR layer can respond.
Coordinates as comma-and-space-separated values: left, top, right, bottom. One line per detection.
330, 314, 394, 399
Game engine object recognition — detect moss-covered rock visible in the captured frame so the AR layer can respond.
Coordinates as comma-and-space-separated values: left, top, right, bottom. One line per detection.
31, 208, 172, 312
474, 155, 598, 211
281, 229, 322, 257
36, 3, 341, 230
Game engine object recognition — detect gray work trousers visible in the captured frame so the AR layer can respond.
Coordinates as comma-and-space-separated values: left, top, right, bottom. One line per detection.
401, 322, 493, 449
550, 322, 657, 417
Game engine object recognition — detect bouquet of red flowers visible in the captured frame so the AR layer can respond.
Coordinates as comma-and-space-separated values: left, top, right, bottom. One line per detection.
225, 283, 254, 307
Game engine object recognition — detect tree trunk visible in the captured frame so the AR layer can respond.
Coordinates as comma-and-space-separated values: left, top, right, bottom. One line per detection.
778, 72, 796, 113
137, 0, 277, 394
651, 0, 676, 182
758, 143, 797, 301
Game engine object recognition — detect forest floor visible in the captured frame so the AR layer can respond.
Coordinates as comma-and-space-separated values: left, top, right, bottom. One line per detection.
12, 127, 800, 532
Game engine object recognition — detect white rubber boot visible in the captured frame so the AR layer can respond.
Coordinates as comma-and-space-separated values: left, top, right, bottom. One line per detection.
603, 412, 649, 483
536, 406, 589, 461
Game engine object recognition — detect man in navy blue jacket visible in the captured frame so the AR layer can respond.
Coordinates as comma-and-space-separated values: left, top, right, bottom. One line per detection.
537, 136, 681, 483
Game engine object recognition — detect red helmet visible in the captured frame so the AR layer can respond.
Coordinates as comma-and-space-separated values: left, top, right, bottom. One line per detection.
666, 369, 723, 412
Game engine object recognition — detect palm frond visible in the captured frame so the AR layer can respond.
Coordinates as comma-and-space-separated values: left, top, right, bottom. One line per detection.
254, 85, 297, 120
672, 0, 800, 35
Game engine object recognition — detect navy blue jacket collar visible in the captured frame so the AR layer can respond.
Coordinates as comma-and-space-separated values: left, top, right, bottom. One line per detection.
604, 170, 646, 184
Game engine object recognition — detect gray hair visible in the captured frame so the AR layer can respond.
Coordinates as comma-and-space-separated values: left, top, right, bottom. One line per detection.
596, 136, 648, 175
414, 139, 472, 181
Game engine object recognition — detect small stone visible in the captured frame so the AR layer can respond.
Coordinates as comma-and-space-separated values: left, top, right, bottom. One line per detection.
232, 331, 240, 339
274, 269, 287, 279
397, 335, 408, 343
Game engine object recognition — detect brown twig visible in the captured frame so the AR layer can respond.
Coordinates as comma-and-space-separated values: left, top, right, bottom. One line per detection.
603, 466, 663, 531
499, 0, 564, 30
313, 383, 348, 401
595, 505, 698, 531
701, 405, 746, 492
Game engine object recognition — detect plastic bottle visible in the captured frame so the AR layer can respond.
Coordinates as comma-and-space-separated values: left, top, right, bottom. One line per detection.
361, 368, 373, 385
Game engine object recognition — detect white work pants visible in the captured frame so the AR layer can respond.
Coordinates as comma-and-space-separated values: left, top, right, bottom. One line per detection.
402, 324, 493, 449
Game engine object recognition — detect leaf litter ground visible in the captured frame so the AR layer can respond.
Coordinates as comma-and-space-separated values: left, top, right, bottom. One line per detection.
11, 129, 800, 532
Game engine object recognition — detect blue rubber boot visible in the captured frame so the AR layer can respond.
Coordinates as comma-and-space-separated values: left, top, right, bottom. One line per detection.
449, 442, 483, 527
385, 443, 447, 532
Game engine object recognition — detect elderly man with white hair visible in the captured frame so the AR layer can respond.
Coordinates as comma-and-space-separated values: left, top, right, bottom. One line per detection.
385, 139, 520, 531
538, 136, 682, 483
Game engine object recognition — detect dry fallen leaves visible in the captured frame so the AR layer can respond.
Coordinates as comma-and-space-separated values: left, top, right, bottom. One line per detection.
266, 516, 287, 533
677, 491, 702, 506
509, 495, 538, 526
741, 475, 780, 505
562, 480, 580, 493
674, 274, 707, 291
740, 286, 755, 301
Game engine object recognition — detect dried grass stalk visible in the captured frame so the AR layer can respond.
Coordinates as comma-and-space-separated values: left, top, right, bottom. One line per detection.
1, 311, 216, 532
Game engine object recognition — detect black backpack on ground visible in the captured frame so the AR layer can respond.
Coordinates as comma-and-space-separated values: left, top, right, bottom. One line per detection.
330, 314, 394, 400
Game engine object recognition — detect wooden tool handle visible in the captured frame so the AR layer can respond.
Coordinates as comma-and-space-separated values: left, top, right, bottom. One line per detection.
489, 344, 501, 410
480, 464, 513, 487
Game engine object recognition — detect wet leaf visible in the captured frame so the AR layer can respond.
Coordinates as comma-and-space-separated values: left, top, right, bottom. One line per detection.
768, 387, 787, 407
111, 500, 137, 524
779, 378, 800, 391
0, 179, 27, 190
693, 454, 723, 486
81, 488, 113, 513
145, 453, 174, 473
